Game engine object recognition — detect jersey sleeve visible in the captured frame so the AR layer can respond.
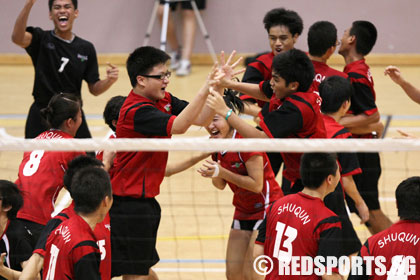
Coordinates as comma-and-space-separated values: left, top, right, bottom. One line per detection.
12, 232, 32, 267
338, 153, 362, 177
73, 241, 101, 280
242, 64, 265, 84
34, 214, 67, 254
25, 27, 44, 62
260, 81, 274, 99
316, 216, 342, 258
259, 101, 303, 138
133, 105, 176, 136
348, 72, 377, 116
169, 93, 188, 116
83, 42, 100, 84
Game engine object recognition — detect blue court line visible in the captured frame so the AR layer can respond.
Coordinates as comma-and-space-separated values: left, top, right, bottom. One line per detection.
160, 259, 225, 263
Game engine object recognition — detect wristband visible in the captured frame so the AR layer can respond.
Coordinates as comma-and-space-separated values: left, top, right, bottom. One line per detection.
225, 109, 233, 120
212, 164, 220, 178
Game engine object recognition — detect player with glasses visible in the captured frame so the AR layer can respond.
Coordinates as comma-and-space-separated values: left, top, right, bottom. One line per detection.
140, 71, 172, 80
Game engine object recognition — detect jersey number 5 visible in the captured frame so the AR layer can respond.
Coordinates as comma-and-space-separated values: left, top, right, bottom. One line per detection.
58, 57, 70, 73
273, 222, 297, 263
23, 150, 45, 176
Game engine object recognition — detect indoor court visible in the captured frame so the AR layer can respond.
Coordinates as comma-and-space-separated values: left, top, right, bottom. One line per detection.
1, 59, 420, 279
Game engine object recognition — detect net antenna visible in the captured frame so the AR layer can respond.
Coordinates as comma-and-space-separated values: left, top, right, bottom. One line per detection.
143, 0, 217, 63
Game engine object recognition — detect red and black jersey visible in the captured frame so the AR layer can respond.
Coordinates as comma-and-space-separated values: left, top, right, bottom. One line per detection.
96, 133, 116, 179
241, 52, 274, 108
111, 90, 188, 198
309, 61, 348, 94
34, 203, 111, 280
15, 130, 84, 225
259, 92, 326, 183
0, 219, 32, 275
323, 115, 362, 177
256, 192, 342, 279
25, 27, 100, 108
349, 220, 420, 280
43, 214, 101, 280
213, 131, 283, 220
343, 59, 378, 139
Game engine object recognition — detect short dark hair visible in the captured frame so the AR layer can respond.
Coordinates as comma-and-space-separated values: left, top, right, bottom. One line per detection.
350, 21, 377, 56
300, 153, 338, 189
0, 180, 23, 219
48, 0, 78, 11
396, 177, 420, 221
40, 93, 81, 129
320, 76, 353, 114
103, 96, 126, 131
223, 87, 244, 114
308, 21, 337, 57
127, 46, 171, 88
272, 49, 315, 92
71, 167, 112, 214
63, 155, 104, 195
263, 8, 303, 36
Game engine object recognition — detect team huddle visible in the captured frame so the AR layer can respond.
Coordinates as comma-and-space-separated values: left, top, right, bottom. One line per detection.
1, 0, 419, 279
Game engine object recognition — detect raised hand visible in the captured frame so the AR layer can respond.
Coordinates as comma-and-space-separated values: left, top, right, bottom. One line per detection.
384, 65, 404, 85
198, 160, 220, 178
106, 62, 119, 83
206, 88, 230, 116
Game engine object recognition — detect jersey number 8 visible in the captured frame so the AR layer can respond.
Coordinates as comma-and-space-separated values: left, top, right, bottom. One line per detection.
23, 150, 45, 176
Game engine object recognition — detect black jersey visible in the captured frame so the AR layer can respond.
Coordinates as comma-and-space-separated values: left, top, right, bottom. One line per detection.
0, 219, 32, 278
25, 27, 100, 107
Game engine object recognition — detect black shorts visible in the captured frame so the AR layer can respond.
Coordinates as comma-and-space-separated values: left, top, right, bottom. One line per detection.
159, 0, 206, 10
324, 183, 361, 256
25, 102, 91, 139
17, 218, 45, 249
231, 219, 263, 231
281, 178, 304, 196
110, 196, 161, 277
346, 152, 381, 212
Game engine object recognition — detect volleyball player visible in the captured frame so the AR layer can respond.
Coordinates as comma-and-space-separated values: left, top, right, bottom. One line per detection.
241, 8, 303, 177
11, 0, 119, 139
348, 176, 420, 279
254, 153, 343, 279
319, 76, 368, 256
109, 46, 224, 279
198, 89, 283, 280
208, 49, 326, 195
0, 180, 32, 280
15, 93, 84, 248
338, 21, 392, 234
42, 167, 113, 280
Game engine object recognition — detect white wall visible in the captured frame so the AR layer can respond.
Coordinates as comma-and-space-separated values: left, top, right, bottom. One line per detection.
1, 0, 419, 54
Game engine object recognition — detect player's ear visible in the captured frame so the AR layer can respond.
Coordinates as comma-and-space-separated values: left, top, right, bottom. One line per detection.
137, 75, 147, 87
292, 33, 299, 45
288, 81, 299, 92
74, 8, 79, 19
1, 205, 12, 213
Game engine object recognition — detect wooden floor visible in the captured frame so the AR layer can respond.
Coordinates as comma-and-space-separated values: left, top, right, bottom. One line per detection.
1, 62, 420, 279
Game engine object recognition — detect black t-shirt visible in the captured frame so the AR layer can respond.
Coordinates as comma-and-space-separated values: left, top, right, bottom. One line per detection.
0, 219, 32, 277
25, 27, 100, 107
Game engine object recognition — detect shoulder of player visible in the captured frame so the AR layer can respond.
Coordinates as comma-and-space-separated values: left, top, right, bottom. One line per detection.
3, 219, 31, 239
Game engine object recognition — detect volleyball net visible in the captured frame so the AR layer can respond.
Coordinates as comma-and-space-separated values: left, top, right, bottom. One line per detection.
1, 137, 419, 279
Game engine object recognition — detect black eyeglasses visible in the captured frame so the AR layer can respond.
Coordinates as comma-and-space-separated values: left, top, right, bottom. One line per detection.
140, 71, 171, 80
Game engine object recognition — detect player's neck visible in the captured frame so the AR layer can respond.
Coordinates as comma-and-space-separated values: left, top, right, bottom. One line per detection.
343, 49, 364, 65
325, 112, 341, 123
79, 212, 102, 231
308, 54, 327, 64
301, 186, 328, 200
53, 29, 75, 41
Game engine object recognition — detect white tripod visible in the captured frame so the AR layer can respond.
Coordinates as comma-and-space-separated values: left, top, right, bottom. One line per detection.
143, 0, 217, 63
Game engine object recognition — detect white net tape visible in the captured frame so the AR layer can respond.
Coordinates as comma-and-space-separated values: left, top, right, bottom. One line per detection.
0, 137, 420, 152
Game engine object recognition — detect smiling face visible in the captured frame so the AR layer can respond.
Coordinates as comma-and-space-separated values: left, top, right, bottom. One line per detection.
49, 0, 78, 38
268, 25, 298, 56
206, 114, 233, 139
270, 72, 297, 99
137, 63, 170, 102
